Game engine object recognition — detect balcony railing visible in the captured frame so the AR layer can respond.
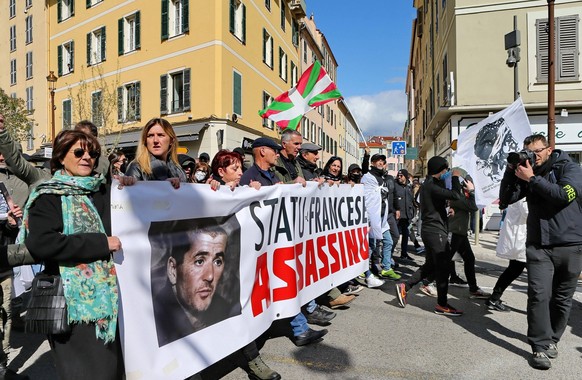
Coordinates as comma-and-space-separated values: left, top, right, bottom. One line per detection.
289, 0, 306, 18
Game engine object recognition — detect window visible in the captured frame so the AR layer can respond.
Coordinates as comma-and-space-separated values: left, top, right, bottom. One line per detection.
263, 29, 273, 68
435, 0, 439, 33
25, 16, 33, 44
92, 91, 102, 127
9, 0, 15, 18
280, 0, 286, 31
27, 122, 34, 150
26, 0, 33, 8
87, 27, 106, 65
279, 48, 288, 81
87, 0, 103, 8
292, 20, 299, 47
9, 26, 16, 52
233, 70, 242, 116
536, 15, 580, 83
58, 0, 75, 22
162, 0, 189, 40
265, 0, 270, 11
442, 54, 449, 105
229, 0, 246, 44
119, 12, 141, 55
303, 40, 308, 63
290, 61, 297, 86
63, 99, 72, 130
10, 59, 16, 85
26, 87, 33, 113
58, 40, 75, 76
262, 92, 274, 129
160, 68, 191, 114
117, 82, 141, 122
26, 52, 33, 79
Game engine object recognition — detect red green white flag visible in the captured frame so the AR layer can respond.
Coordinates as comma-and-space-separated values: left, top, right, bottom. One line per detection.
258, 61, 342, 130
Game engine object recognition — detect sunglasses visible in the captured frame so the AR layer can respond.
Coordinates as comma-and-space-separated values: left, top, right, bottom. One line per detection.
71, 148, 99, 159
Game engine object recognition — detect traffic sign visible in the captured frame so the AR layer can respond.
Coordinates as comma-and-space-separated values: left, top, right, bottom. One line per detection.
404, 147, 418, 160
391, 141, 406, 155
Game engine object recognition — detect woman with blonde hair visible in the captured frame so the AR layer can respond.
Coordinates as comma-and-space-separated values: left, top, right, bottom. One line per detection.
125, 118, 186, 187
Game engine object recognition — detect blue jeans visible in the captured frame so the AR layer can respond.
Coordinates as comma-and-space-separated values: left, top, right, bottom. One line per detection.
291, 308, 312, 336
369, 230, 394, 271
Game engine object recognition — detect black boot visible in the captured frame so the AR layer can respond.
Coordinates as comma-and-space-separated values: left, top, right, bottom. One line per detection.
0, 363, 29, 380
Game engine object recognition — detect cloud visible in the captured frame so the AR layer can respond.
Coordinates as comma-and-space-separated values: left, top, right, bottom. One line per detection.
344, 90, 407, 138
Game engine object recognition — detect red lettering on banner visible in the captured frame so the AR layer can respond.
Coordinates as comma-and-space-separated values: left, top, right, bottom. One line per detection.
304, 239, 318, 286
272, 247, 297, 301
337, 230, 348, 269
294, 242, 304, 291
316, 235, 330, 279
344, 229, 357, 266
251, 253, 271, 316
360, 226, 370, 261
328, 233, 341, 274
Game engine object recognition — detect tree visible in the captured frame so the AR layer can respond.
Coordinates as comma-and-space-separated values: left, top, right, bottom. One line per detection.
0, 88, 32, 142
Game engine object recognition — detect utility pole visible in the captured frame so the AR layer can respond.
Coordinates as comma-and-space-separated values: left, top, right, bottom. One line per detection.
504, 16, 520, 101
547, 0, 556, 148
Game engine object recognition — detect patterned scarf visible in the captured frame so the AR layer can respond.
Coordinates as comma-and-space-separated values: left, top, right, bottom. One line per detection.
18, 171, 118, 343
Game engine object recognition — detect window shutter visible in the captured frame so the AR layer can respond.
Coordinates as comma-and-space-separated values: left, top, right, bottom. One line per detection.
58, 45, 63, 76
71, 0, 75, 16
86, 0, 91, 8
229, 0, 235, 34
242, 4, 246, 44
101, 26, 106, 61
58, 0, 62, 22
160, 75, 168, 114
263, 29, 267, 63
117, 86, 124, 122
161, 0, 169, 41
183, 68, 191, 111
118, 18, 124, 55
270, 38, 273, 69
135, 11, 141, 49
233, 71, 241, 115
87, 32, 92, 65
183, 0, 189, 33
135, 82, 141, 120
70, 40, 75, 72
557, 15, 579, 81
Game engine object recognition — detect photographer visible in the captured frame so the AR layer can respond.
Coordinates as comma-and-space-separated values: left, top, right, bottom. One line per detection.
499, 134, 582, 371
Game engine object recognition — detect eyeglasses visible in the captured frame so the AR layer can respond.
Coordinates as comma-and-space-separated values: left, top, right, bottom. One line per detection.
529, 147, 548, 154
71, 148, 99, 159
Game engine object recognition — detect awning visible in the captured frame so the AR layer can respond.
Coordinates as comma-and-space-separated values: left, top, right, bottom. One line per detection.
103, 121, 208, 148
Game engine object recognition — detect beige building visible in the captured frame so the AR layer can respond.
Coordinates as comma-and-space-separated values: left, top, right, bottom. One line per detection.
406, 0, 582, 176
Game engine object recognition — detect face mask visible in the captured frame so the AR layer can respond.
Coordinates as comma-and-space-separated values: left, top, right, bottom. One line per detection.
119, 162, 128, 173
194, 171, 207, 182
349, 173, 362, 182
440, 170, 452, 181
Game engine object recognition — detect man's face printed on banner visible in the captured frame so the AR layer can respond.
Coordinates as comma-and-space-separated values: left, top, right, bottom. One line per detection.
473, 117, 519, 182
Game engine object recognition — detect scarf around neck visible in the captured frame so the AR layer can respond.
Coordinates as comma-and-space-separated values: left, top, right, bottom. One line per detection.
18, 171, 118, 343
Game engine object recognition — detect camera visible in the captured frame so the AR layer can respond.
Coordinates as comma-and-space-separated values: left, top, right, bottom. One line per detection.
507, 149, 535, 167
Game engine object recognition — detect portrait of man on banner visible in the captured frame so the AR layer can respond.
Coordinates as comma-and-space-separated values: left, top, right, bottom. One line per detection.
149, 216, 242, 347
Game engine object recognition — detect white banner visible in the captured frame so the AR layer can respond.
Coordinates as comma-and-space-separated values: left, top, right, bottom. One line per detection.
111, 182, 369, 379
453, 98, 532, 207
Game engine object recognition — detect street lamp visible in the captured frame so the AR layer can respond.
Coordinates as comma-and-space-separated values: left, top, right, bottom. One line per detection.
504, 16, 520, 101
46, 71, 58, 141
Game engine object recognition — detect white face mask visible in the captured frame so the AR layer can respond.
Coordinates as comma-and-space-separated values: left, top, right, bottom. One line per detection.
194, 171, 206, 182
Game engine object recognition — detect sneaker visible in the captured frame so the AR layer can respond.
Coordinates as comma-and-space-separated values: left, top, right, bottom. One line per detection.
395, 283, 407, 308
485, 298, 510, 312
328, 294, 356, 309
434, 304, 463, 316
399, 255, 415, 263
365, 275, 385, 288
546, 343, 558, 359
529, 351, 551, 370
470, 288, 491, 299
449, 276, 469, 288
380, 268, 401, 280
305, 305, 336, 326
343, 284, 364, 296
357, 273, 366, 280
247, 354, 281, 380
415, 246, 425, 254
419, 283, 438, 297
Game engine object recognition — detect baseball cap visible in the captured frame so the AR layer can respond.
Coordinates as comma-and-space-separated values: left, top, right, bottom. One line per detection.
300, 142, 322, 153
371, 153, 387, 162
252, 137, 282, 151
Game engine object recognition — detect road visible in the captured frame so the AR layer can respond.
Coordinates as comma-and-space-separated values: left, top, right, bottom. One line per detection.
8, 231, 582, 379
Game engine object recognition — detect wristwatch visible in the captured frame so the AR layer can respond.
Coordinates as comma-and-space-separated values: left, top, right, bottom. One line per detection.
529, 175, 536, 182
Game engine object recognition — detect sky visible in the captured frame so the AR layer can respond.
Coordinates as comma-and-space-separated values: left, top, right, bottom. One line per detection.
305, 1, 417, 138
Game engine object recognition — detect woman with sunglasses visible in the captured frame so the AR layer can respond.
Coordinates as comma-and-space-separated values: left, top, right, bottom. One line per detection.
125, 118, 187, 188
22, 130, 135, 379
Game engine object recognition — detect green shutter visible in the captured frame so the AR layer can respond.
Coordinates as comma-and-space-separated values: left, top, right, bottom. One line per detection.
183, 68, 191, 111
160, 74, 168, 114
229, 0, 235, 34
86, 0, 91, 8
118, 18, 124, 55
70, 40, 74, 72
161, 0, 169, 41
58, 0, 62, 22
87, 32, 92, 65
58, 45, 63, 76
135, 11, 141, 49
242, 4, 246, 44
101, 26, 106, 61
183, 0, 189, 33
233, 71, 241, 115
71, 0, 75, 16
117, 86, 123, 122
135, 82, 141, 120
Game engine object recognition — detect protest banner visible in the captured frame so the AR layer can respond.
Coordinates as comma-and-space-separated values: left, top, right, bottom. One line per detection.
111, 181, 368, 379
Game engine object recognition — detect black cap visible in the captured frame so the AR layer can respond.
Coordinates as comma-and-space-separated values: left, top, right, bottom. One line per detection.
252, 137, 282, 151
427, 156, 448, 175
397, 169, 410, 178
348, 163, 361, 173
178, 154, 196, 168
370, 153, 386, 162
233, 147, 245, 157
198, 152, 210, 162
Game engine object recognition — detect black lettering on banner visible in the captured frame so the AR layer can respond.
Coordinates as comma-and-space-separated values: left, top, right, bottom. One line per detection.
322, 198, 331, 232
337, 198, 347, 227
264, 198, 279, 246
346, 197, 355, 226
275, 197, 292, 243
250, 201, 264, 251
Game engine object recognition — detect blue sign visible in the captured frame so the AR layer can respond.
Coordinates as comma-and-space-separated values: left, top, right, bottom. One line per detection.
391, 141, 407, 155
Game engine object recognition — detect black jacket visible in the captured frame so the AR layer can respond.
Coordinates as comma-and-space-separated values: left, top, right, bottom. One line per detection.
499, 149, 582, 246
240, 164, 280, 186
394, 181, 415, 220
368, 167, 399, 217
296, 155, 320, 181
419, 175, 463, 235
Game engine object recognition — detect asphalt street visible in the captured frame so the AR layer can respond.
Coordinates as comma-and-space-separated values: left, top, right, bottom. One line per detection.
8, 231, 582, 379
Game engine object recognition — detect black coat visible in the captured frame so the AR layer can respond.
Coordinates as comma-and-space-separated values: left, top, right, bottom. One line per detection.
240, 164, 281, 186
419, 175, 463, 235
394, 181, 416, 220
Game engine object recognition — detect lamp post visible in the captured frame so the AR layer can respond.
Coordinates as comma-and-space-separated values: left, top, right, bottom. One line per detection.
504, 16, 520, 101
547, 0, 556, 149
46, 71, 58, 141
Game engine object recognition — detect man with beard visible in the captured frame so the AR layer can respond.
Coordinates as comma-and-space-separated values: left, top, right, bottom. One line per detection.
499, 134, 582, 370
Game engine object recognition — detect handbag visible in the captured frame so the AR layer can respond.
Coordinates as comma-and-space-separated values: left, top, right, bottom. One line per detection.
24, 272, 71, 335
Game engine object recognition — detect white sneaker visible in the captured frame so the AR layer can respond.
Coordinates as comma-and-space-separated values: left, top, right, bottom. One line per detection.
419, 283, 438, 297
366, 275, 385, 288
